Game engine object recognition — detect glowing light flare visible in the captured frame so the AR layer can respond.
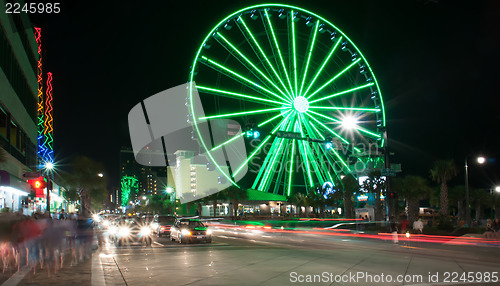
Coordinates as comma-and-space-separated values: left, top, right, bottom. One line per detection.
477, 156, 486, 164
293, 96, 309, 113
341, 115, 358, 129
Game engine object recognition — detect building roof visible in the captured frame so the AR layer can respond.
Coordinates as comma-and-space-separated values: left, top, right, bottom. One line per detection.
245, 189, 287, 202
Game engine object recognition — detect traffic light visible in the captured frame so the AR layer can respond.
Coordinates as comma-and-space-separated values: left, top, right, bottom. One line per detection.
27, 176, 46, 197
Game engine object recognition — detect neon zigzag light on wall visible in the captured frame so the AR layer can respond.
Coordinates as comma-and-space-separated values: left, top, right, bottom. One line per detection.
44, 72, 54, 163
34, 27, 46, 164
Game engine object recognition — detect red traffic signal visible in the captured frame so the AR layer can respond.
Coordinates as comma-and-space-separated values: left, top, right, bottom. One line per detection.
27, 176, 46, 190
27, 176, 46, 198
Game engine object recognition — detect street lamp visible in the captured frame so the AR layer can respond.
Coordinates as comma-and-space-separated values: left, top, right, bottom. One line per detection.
465, 155, 485, 226
98, 173, 104, 177
495, 186, 500, 193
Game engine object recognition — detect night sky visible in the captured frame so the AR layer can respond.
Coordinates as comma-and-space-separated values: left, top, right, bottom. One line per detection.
28, 0, 500, 190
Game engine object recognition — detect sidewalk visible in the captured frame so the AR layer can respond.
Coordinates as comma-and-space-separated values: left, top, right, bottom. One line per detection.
1, 249, 94, 286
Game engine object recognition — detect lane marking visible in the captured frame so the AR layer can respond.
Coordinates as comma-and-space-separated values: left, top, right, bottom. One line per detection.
1, 266, 29, 286
153, 241, 164, 246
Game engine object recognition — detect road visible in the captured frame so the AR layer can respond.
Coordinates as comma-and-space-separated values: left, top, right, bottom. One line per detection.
93, 228, 500, 286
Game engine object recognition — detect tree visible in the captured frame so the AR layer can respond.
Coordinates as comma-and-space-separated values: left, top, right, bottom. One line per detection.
220, 185, 247, 216
448, 185, 466, 221
306, 184, 327, 217
392, 175, 432, 224
430, 159, 458, 216
62, 156, 108, 216
470, 188, 490, 223
335, 176, 359, 218
361, 172, 386, 221
290, 192, 307, 216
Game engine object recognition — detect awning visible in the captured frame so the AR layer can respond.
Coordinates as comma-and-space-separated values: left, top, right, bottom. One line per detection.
244, 189, 287, 202
0, 170, 30, 196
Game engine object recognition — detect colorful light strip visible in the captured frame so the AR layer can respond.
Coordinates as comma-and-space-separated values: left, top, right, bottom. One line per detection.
34, 27, 46, 166
44, 72, 54, 163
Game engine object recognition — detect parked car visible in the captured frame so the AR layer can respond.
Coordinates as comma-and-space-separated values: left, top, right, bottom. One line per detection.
154, 215, 176, 237
170, 218, 212, 244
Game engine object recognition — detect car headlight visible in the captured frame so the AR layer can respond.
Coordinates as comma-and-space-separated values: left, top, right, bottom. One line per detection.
108, 225, 117, 235
181, 229, 191, 236
206, 229, 212, 235
140, 226, 151, 236
118, 226, 131, 237
102, 220, 110, 227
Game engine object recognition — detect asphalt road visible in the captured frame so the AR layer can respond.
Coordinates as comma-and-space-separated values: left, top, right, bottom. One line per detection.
95, 229, 500, 286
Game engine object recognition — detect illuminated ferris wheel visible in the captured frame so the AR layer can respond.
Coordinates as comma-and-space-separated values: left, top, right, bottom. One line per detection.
188, 4, 386, 196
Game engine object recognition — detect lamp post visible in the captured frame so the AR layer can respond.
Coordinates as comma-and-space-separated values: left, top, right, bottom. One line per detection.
465, 156, 485, 226
44, 162, 54, 215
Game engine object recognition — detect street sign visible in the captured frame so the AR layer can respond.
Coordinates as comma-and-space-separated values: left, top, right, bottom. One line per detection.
276, 131, 302, 139
381, 168, 397, 177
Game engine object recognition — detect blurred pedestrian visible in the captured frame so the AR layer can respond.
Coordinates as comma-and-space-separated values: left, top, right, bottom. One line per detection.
390, 216, 398, 244
413, 218, 424, 234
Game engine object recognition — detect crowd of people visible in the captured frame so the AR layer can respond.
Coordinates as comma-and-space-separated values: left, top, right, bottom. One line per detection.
0, 209, 95, 276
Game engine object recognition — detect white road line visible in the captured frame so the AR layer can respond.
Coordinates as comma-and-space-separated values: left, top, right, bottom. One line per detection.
153, 241, 164, 246
1, 266, 29, 286
91, 251, 106, 286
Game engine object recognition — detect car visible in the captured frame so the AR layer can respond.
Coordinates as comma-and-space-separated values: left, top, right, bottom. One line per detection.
114, 218, 153, 246
170, 218, 212, 244
154, 215, 176, 237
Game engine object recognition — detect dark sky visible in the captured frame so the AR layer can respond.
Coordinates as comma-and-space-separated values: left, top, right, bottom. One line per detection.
29, 0, 500, 189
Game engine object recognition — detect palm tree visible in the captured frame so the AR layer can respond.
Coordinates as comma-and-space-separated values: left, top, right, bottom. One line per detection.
291, 192, 308, 216
220, 185, 247, 216
448, 185, 465, 221
335, 176, 359, 218
392, 175, 432, 224
470, 188, 490, 223
430, 159, 458, 216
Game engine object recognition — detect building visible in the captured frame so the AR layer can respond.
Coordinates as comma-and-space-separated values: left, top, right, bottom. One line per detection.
120, 147, 172, 204
0, 8, 39, 212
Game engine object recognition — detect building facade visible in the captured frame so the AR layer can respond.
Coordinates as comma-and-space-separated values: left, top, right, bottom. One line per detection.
0, 8, 39, 212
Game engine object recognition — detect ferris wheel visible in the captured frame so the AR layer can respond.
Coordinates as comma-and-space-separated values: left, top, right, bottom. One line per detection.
188, 4, 386, 196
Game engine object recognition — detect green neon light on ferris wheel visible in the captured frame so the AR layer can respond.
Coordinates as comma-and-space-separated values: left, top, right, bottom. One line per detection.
309, 105, 380, 112
304, 112, 349, 145
233, 112, 292, 177
301, 36, 342, 98
238, 16, 293, 101
308, 83, 375, 104
189, 3, 387, 190
215, 32, 291, 101
307, 110, 381, 139
201, 56, 291, 103
299, 21, 319, 97
305, 58, 362, 100
199, 107, 287, 120
297, 114, 314, 187
196, 86, 285, 106
264, 9, 295, 98
258, 110, 291, 127
211, 133, 245, 152
259, 119, 294, 190
291, 10, 298, 98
